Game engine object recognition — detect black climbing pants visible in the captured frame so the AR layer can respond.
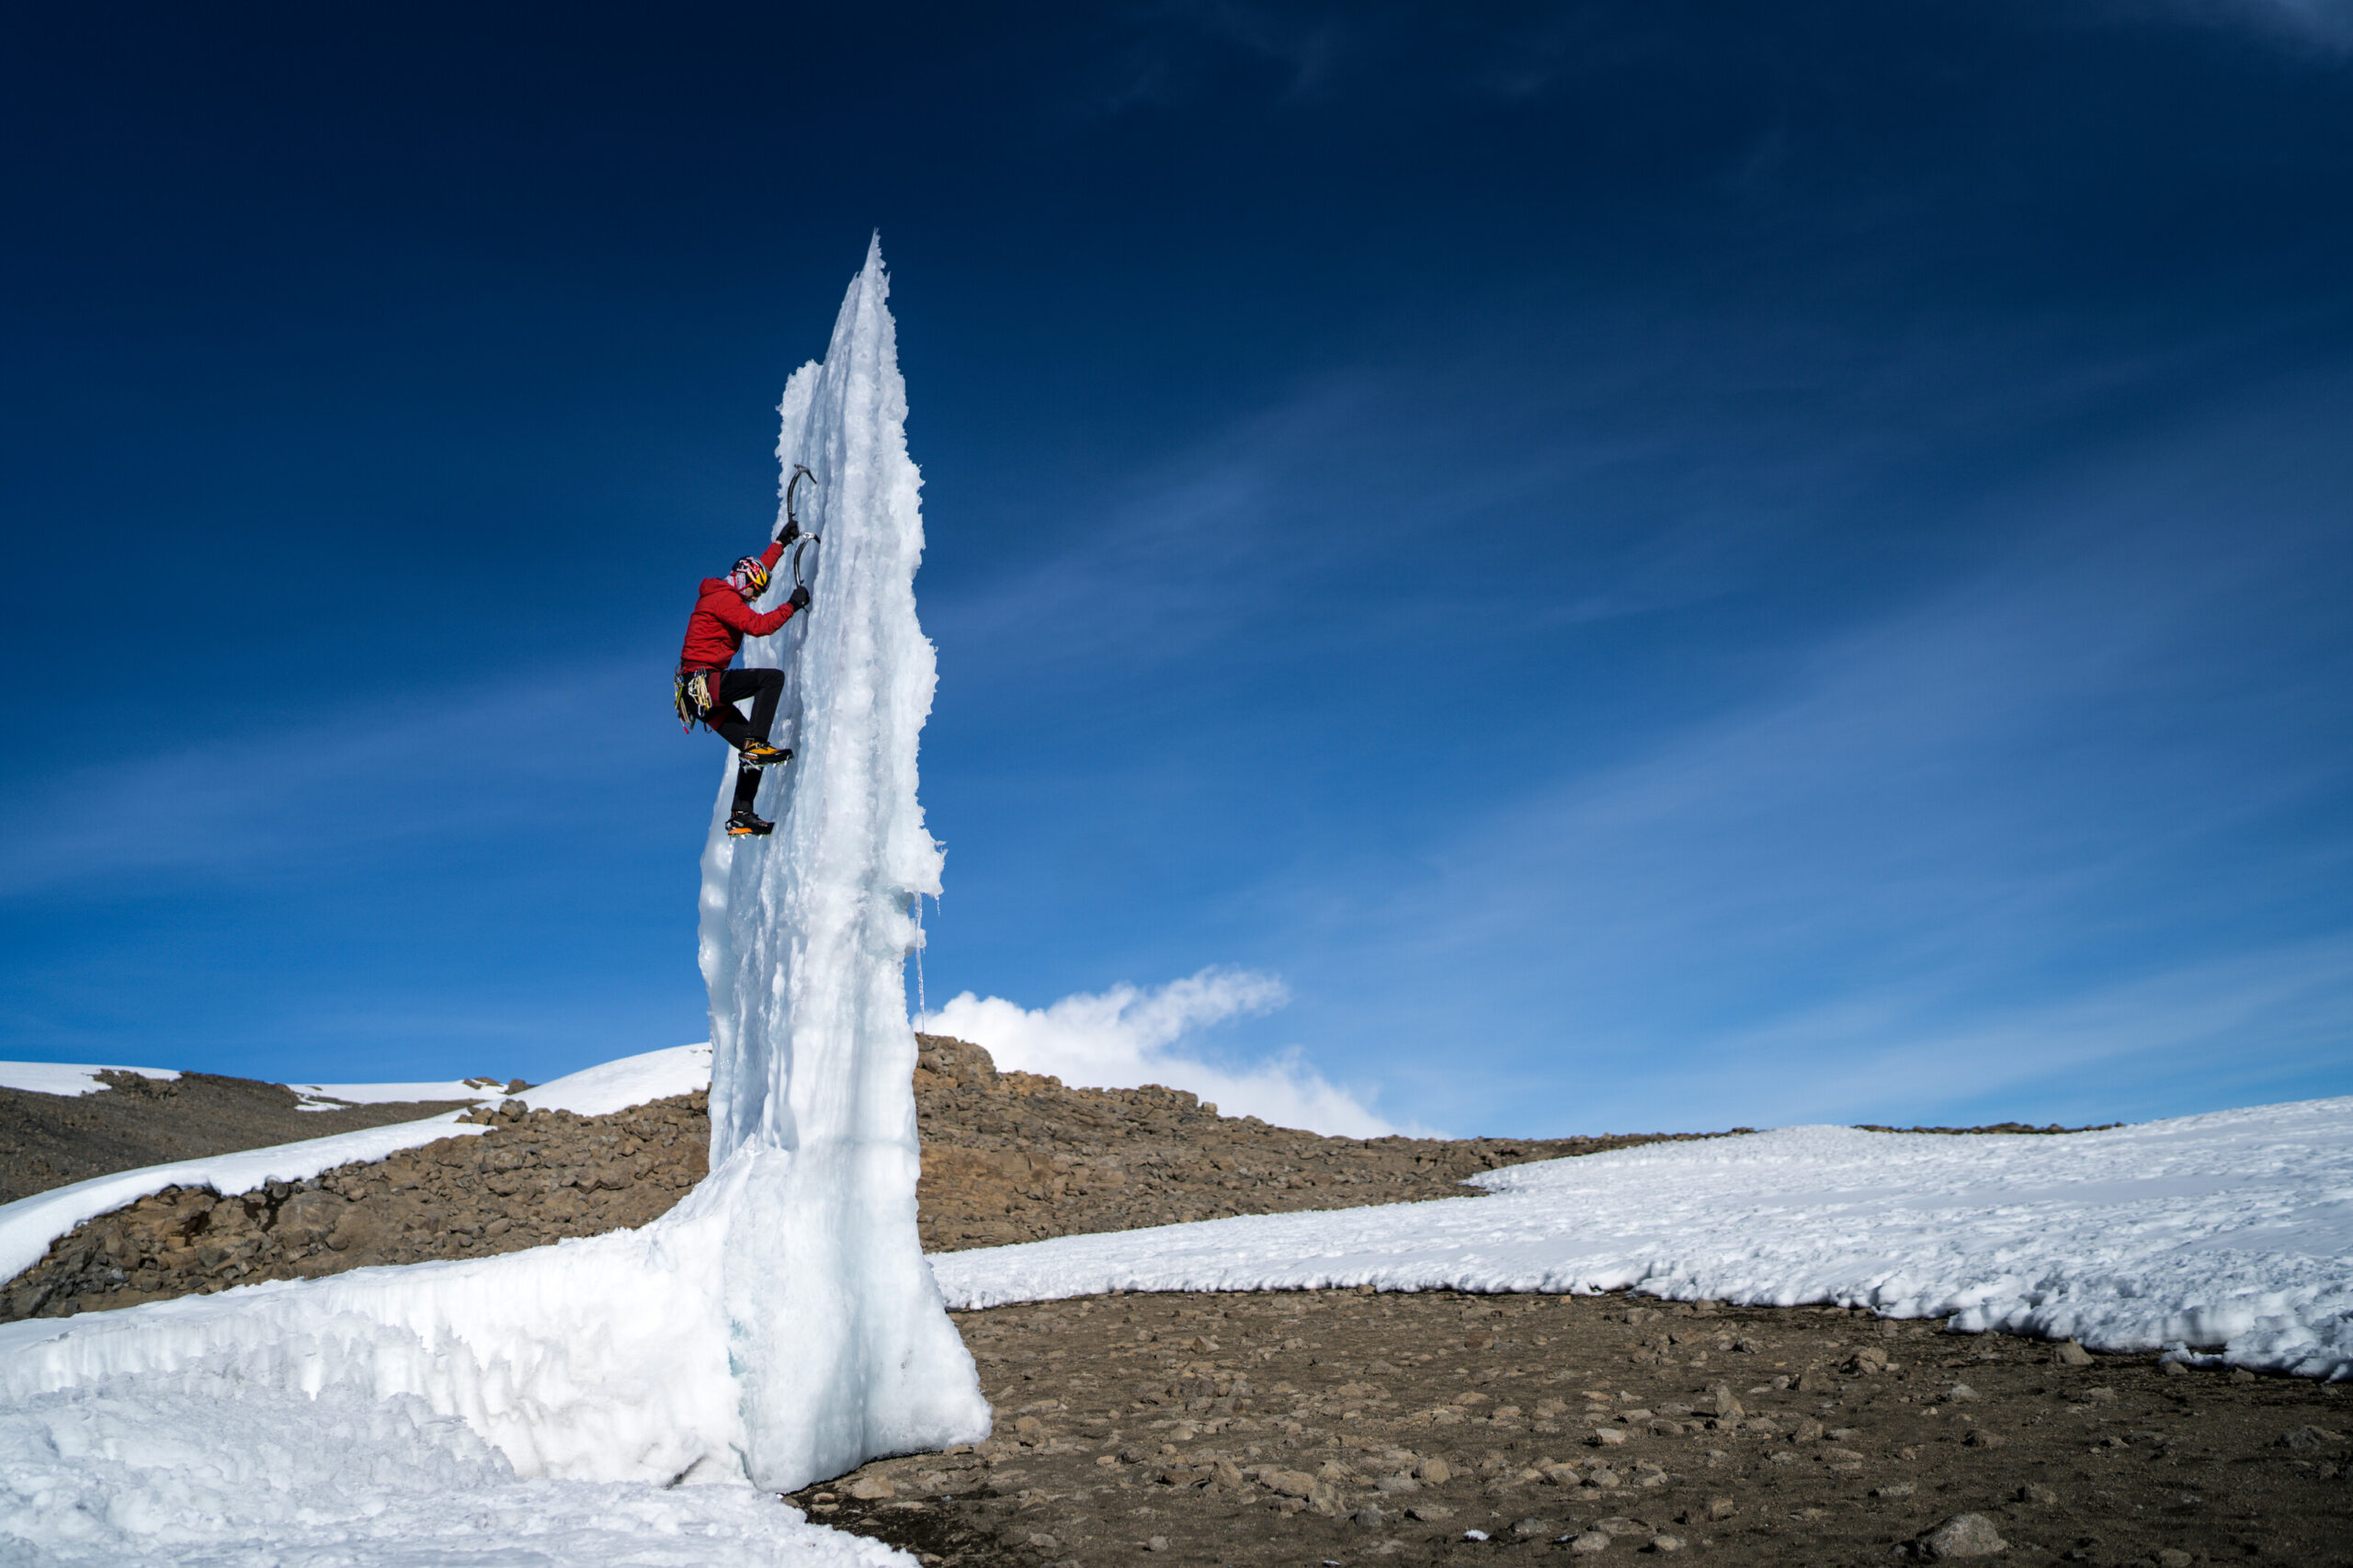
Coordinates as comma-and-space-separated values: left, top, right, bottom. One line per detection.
699, 667, 783, 753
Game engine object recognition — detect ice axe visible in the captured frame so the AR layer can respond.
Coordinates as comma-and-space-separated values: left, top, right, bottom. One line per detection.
779, 462, 822, 588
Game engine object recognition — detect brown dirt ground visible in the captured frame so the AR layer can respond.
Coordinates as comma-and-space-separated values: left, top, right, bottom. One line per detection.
808, 1290, 2353, 1568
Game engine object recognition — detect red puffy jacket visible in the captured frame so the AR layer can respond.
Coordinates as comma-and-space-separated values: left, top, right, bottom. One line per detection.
676, 540, 795, 672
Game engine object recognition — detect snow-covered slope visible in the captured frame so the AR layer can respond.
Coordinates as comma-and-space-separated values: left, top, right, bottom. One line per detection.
0, 1044, 717, 1286
0, 244, 965, 1564
0, 1112, 486, 1286
932, 1096, 2353, 1379
295, 1041, 712, 1114
0, 1062, 181, 1096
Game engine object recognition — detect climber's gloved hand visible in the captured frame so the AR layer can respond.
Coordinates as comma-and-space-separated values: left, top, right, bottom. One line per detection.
776, 519, 800, 547
789, 584, 812, 611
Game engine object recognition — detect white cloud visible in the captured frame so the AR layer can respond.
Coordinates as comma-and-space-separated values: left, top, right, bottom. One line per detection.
921, 969, 1404, 1138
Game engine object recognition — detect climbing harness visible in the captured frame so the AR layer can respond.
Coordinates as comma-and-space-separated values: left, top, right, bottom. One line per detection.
780, 463, 822, 590
674, 667, 717, 733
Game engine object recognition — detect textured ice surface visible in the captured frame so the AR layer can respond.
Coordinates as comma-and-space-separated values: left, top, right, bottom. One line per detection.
0, 244, 976, 1562
932, 1097, 2353, 1379
0, 1062, 182, 1096
0, 1046, 715, 1285
698, 234, 988, 1488
0, 1366, 911, 1567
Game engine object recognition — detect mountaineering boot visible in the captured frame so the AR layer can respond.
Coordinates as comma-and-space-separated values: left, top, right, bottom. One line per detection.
726, 761, 769, 835
737, 738, 793, 766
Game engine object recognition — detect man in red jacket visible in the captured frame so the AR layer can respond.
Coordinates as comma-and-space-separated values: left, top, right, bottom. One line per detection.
676, 540, 813, 837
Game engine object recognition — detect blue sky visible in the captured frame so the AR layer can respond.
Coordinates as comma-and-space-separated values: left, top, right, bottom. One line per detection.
3, 1, 2348, 1135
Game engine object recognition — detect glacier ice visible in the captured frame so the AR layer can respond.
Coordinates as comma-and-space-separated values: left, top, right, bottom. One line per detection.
0, 240, 982, 1562
699, 233, 989, 1487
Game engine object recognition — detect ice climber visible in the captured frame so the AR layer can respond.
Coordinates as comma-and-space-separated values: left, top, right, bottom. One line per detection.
676, 539, 812, 837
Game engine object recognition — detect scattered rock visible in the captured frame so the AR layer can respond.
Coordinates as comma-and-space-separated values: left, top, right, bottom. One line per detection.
1566, 1531, 1611, 1553
2053, 1341, 2095, 1368
1915, 1514, 2008, 1559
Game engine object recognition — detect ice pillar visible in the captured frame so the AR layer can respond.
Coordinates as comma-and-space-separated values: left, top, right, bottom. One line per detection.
696, 237, 989, 1490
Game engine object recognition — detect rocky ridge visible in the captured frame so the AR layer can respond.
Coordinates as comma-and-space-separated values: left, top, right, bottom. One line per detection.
2, 1035, 1713, 1322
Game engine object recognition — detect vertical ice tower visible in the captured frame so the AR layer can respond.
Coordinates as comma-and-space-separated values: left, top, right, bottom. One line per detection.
698, 236, 990, 1488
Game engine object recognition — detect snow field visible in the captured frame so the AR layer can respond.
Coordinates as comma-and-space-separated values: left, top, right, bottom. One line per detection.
931, 1097, 2353, 1380
0, 1369, 908, 1568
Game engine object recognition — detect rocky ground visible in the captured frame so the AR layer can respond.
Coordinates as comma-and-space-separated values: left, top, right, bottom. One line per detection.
0, 1070, 486, 1204
905, 1038, 1726, 1250
0, 1092, 711, 1321
805, 1290, 2353, 1568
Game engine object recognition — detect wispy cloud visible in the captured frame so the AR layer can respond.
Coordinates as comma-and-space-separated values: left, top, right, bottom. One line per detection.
2149, 0, 2353, 54
1244, 371, 2353, 1132
922, 967, 1410, 1137
0, 656, 675, 900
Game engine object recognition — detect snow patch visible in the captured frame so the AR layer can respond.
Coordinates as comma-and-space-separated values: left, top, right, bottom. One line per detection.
0, 1062, 182, 1097
930, 1096, 2353, 1380
0, 1115, 489, 1287
516, 1042, 713, 1118
290, 1076, 509, 1108
0, 1046, 717, 1287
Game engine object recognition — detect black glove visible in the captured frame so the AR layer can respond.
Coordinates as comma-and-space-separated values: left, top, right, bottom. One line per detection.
789, 584, 812, 611
776, 519, 800, 547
